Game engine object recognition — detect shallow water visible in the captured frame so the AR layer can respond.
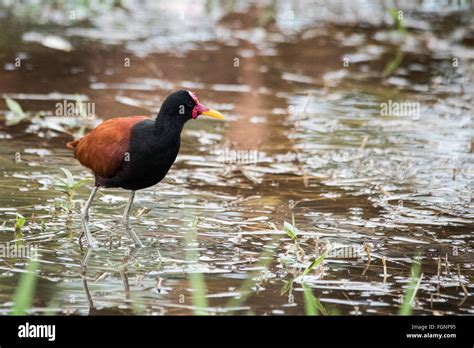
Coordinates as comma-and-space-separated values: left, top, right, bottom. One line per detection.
0, 0, 472, 315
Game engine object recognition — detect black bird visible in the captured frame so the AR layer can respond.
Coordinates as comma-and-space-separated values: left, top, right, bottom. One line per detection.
67, 90, 224, 247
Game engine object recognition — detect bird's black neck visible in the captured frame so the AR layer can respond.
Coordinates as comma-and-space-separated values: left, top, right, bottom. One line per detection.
154, 113, 185, 137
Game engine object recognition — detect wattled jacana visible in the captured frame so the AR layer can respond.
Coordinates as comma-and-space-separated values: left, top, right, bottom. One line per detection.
67, 90, 224, 248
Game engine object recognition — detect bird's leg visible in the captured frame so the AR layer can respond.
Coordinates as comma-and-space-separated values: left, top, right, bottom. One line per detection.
122, 190, 143, 247
81, 186, 99, 248
82, 186, 98, 221
125, 225, 144, 248
122, 190, 135, 226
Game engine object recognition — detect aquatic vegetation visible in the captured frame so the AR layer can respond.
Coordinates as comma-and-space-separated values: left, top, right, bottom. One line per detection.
283, 214, 298, 241
399, 259, 423, 316
2, 93, 98, 138
382, 8, 407, 77
303, 283, 328, 316
13, 213, 25, 242
302, 248, 329, 277
14, 213, 25, 233
0, 0, 472, 317
281, 214, 330, 273
282, 213, 306, 263
382, 47, 404, 78
257, 5, 276, 28
280, 214, 332, 315
3, 96, 28, 126
11, 258, 39, 315
389, 8, 407, 35
54, 168, 90, 212
225, 236, 278, 311
186, 217, 209, 315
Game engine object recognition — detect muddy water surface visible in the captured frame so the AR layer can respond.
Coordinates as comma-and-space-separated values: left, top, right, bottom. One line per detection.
0, 1, 472, 315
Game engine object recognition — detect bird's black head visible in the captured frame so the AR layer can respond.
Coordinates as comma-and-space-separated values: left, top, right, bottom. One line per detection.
157, 90, 224, 125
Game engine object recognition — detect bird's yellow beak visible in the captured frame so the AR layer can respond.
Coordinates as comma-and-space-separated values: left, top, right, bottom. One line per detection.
201, 109, 225, 120
193, 100, 225, 120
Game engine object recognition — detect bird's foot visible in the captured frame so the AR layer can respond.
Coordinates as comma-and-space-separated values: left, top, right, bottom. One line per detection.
81, 211, 89, 222
122, 218, 128, 226
132, 237, 144, 248
86, 236, 99, 249
122, 215, 132, 227
124, 223, 143, 248
81, 213, 98, 248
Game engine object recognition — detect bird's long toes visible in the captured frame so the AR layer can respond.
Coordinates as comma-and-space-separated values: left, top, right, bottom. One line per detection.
133, 238, 144, 248
86, 237, 99, 249
122, 217, 132, 227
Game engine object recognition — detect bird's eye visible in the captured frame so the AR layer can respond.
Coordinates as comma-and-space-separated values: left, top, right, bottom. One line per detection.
187, 101, 194, 107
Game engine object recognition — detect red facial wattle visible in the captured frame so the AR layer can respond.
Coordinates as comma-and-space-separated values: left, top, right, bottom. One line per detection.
188, 91, 202, 119
187, 91, 225, 120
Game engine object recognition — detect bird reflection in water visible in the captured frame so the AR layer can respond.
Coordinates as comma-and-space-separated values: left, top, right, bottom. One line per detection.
80, 242, 142, 315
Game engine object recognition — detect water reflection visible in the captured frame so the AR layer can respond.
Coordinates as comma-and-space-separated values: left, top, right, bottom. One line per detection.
0, 0, 472, 315
80, 247, 137, 315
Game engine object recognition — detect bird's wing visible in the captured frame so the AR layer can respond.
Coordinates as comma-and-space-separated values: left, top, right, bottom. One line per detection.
70, 116, 150, 178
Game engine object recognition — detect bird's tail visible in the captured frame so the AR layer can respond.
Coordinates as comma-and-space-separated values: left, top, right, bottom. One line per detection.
66, 139, 80, 149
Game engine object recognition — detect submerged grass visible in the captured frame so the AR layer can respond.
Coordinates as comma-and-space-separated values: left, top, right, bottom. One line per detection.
11, 258, 39, 315
389, 8, 407, 34
399, 258, 423, 315
382, 8, 407, 77
186, 217, 209, 315
281, 214, 332, 316
225, 236, 279, 311
281, 212, 332, 315
14, 213, 25, 244
182, 215, 280, 314
303, 283, 328, 316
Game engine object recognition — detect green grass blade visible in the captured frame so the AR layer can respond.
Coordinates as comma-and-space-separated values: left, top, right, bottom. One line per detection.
186, 217, 209, 315
283, 221, 298, 241
15, 214, 26, 230
303, 283, 328, 316
60, 167, 75, 187
303, 248, 329, 277
280, 279, 294, 296
4, 96, 28, 126
189, 272, 208, 315
399, 260, 422, 315
5, 96, 25, 116
11, 258, 39, 315
382, 47, 404, 77
225, 236, 278, 310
